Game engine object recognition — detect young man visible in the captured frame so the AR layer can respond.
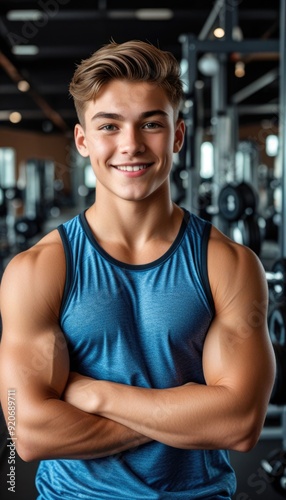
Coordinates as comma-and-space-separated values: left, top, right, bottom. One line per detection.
0, 40, 275, 499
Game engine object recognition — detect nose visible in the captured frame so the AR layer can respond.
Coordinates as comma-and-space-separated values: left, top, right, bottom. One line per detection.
119, 127, 145, 156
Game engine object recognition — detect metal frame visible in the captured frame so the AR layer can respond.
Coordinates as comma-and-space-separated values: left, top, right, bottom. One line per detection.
279, 0, 286, 259
179, 0, 280, 228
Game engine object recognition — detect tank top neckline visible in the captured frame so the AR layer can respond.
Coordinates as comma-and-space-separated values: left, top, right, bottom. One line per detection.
79, 208, 191, 270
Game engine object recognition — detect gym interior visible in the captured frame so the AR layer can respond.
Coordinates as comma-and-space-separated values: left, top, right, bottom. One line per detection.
0, 0, 286, 498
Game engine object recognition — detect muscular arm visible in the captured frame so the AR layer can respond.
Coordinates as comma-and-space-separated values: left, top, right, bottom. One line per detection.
63, 229, 276, 452
0, 232, 149, 462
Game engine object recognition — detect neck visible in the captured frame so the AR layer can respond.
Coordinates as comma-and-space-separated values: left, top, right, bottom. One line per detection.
85, 184, 181, 250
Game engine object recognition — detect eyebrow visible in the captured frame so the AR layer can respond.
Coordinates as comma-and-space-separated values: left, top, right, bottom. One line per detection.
91, 109, 169, 121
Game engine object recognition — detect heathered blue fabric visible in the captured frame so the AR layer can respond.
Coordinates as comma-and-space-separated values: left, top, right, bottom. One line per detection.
36, 209, 236, 499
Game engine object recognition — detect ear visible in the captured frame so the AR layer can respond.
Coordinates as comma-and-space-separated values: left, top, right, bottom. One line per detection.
173, 119, 185, 154
74, 124, 90, 158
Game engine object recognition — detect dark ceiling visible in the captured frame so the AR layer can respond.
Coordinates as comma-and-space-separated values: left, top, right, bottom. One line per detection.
0, 0, 281, 136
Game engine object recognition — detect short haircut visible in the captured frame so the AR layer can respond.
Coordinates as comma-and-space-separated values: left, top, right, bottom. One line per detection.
69, 40, 184, 126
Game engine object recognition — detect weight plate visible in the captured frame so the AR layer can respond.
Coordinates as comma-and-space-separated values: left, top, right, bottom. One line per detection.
241, 215, 261, 255
230, 215, 262, 255
218, 183, 244, 221
270, 343, 286, 405
218, 181, 256, 222
239, 182, 257, 213
268, 305, 286, 346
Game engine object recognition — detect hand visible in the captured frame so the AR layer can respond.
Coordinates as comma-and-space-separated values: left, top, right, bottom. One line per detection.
62, 372, 99, 414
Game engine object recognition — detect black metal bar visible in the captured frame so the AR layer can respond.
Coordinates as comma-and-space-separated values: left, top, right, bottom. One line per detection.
237, 104, 279, 115
198, 0, 224, 40
180, 34, 197, 95
224, 0, 237, 42
179, 38, 279, 54
232, 68, 279, 104
279, 0, 286, 257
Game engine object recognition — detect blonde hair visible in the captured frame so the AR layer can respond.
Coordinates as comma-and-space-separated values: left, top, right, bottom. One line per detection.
69, 40, 184, 125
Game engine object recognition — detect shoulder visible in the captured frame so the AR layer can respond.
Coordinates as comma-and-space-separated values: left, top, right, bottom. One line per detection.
208, 224, 261, 263
208, 225, 268, 312
2, 228, 65, 279
1, 229, 66, 318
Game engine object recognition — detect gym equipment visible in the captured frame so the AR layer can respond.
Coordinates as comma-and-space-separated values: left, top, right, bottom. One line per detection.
171, 165, 189, 205
264, 209, 280, 242
236, 141, 260, 193
24, 159, 55, 222
261, 448, 286, 497
261, 7, 286, 492
270, 344, 286, 406
269, 305, 286, 347
229, 214, 262, 255
218, 181, 257, 222
0, 187, 7, 218
14, 216, 42, 241
266, 264, 286, 407
271, 259, 286, 302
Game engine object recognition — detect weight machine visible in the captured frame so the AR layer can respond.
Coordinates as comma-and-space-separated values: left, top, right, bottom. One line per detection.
180, 0, 286, 496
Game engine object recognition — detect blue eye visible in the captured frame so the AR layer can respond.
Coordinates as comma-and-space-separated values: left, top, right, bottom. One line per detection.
143, 122, 160, 129
101, 124, 117, 131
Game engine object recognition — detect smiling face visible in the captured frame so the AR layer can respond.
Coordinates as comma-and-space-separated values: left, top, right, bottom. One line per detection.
74, 79, 185, 204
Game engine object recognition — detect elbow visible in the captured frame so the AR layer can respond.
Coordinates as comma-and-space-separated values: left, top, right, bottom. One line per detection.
231, 432, 259, 453
16, 444, 34, 463
229, 411, 264, 453
15, 436, 40, 462
14, 425, 43, 462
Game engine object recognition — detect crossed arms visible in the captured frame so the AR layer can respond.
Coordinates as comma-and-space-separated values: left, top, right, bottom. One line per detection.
0, 228, 275, 462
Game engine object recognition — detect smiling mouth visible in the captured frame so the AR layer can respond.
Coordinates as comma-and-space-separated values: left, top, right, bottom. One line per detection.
116, 165, 149, 172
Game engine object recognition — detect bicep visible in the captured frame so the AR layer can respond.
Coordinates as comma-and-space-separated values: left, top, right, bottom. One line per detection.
203, 315, 273, 399
0, 248, 69, 421
0, 326, 69, 408
203, 242, 275, 409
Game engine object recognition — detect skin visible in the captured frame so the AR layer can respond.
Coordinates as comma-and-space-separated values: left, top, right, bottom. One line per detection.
0, 80, 275, 463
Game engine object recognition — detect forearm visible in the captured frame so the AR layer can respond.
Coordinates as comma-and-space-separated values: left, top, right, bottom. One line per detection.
87, 380, 263, 451
0, 352, 150, 462
7, 396, 150, 462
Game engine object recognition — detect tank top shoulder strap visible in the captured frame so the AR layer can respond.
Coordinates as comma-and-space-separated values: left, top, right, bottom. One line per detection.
57, 222, 74, 317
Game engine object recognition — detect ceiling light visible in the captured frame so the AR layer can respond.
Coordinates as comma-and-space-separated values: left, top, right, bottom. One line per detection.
9, 112, 22, 124
213, 27, 225, 39
107, 11, 134, 19
135, 9, 173, 20
198, 53, 219, 76
17, 80, 30, 92
232, 26, 243, 41
266, 135, 279, 157
235, 61, 245, 78
7, 10, 43, 21
0, 111, 10, 120
12, 45, 39, 56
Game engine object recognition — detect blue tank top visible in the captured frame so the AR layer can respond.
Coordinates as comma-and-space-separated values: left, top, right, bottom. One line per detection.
36, 209, 236, 499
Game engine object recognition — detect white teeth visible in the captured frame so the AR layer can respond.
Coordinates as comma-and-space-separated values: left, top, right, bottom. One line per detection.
116, 165, 148, 171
